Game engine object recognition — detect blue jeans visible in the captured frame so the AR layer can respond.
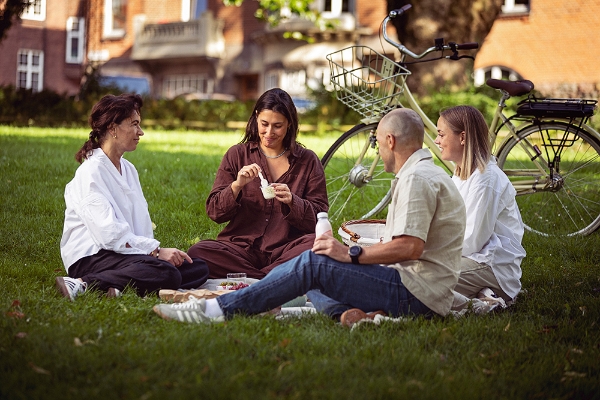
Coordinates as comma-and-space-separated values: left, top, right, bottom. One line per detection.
216, 250, 432, 319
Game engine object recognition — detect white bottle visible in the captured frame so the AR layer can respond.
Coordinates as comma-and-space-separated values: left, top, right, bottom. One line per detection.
315, 212, 333, 237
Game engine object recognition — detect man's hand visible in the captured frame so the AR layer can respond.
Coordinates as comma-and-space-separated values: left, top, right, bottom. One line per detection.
312, 234, 350, 263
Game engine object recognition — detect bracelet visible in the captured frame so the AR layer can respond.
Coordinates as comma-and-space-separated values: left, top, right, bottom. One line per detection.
150, 247, 161, 258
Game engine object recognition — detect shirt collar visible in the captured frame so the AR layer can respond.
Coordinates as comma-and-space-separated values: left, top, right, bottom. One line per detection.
394, 147, 433, 179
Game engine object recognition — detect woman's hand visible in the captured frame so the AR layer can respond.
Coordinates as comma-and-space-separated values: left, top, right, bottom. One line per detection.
272, 183, 293, 205
236, 163, 261, 186
231, 163, 261, 197
158, 247, 193, 267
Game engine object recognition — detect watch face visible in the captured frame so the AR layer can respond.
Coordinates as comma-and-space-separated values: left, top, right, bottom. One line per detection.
349, 246, 362, 256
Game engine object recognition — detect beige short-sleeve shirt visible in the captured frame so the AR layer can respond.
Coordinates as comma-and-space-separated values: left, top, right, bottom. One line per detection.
384, 148, 466, 316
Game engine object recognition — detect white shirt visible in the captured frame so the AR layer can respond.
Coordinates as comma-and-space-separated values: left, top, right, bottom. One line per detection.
452, 157, 526, 299
385, 148, 466, 316
60, 148, 159, 271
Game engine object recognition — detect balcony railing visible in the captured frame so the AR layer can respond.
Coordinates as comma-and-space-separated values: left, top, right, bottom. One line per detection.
132, 12, 224, 61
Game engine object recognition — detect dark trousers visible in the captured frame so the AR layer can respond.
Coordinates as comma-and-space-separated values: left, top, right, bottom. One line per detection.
68, 249, 209, 296
187, 234, 316, 279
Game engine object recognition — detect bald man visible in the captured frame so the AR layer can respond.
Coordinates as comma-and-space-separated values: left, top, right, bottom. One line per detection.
154, 109, 467, 325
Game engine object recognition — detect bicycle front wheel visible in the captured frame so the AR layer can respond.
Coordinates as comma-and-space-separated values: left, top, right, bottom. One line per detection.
497, 122, 600, 236
321, 123, 393, 228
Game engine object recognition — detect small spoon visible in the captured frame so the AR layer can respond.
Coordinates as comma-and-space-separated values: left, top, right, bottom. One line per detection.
258, 171, 269, 188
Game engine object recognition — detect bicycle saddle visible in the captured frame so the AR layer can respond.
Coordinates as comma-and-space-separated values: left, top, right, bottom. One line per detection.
486, 79, 534, 97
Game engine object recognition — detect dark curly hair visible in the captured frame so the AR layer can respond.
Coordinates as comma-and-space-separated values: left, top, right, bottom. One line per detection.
75, 93, 143, 163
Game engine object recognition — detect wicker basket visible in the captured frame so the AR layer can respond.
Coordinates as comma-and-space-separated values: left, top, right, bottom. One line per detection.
326, 46, 410, 119
338, 219, 386, 247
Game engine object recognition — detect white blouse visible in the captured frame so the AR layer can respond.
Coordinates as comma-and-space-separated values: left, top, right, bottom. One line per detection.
452, 157, 526, 299
60, 148, 159, 271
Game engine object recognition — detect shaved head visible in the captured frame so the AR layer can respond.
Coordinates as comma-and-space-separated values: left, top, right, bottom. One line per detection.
379, 108, 424, 149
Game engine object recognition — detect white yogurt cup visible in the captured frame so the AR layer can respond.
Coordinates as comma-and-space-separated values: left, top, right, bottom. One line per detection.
261, 185, 275, 199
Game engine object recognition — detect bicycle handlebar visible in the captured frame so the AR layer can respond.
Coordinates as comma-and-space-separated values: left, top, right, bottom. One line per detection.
383, 4, 479, 60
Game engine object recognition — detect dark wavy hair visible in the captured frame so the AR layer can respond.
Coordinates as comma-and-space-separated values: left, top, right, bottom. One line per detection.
75, 93, 143, 163
240, 88, 299, 151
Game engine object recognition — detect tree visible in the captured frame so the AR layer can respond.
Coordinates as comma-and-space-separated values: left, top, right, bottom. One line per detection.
386, 0, 503, 93
225, 0, 504, 94
0, 0, 29, 42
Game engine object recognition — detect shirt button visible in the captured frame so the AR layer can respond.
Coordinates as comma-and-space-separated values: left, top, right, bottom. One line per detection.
265, 219, 268, 222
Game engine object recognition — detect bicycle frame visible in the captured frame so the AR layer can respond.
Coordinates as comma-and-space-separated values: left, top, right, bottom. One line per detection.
324, 5, 600, 236
352, 11, 600, 195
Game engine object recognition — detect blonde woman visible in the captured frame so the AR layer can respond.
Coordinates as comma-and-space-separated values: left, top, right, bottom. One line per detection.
435, 105, 526, 310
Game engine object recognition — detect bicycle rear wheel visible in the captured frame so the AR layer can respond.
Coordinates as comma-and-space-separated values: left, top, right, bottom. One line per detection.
496, 122, 600, 236
321, 123, 393, 229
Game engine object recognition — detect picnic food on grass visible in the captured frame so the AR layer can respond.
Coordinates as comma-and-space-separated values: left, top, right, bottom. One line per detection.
219, 281, 250, 290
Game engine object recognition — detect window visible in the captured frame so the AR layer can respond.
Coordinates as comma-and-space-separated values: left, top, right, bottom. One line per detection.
265, 71, 279, 91
502, 0, 529, 14
17, 50, 44, 92
163, 74, 213, 98
308, 66, 332, 91
474, 66, 522, 87
280, 70, 307, 96
320, 0, 351, 17
66, 17, 85, 64
181, 0, 207, 21
103, 0, 127, 39
22, 0, 46, 21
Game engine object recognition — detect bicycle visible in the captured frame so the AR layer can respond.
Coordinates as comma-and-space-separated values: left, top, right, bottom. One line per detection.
322, 4, 600, 237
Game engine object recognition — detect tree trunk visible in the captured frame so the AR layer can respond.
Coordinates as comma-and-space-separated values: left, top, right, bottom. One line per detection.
387, 0, 503, 95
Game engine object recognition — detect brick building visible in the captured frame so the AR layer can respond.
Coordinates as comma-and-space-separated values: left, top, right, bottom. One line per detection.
0, 0, 86, 95
2, 0, 597, 102
0, 0, 393, 102
474, 0, 600, 98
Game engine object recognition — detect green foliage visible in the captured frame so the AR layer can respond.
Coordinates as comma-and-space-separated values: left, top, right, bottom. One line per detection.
1, 128, 600, 399
142, 98, 254, 129
0, 0, 29, 42
301, 86, 362, 130
416, 84, 502, 124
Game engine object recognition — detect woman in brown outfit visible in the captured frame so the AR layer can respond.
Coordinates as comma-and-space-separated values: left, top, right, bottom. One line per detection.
187, 88, 328, 279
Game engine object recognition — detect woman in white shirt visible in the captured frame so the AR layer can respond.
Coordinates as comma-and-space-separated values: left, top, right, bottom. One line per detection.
56, 94, 209, 300
435, 105, 526, 308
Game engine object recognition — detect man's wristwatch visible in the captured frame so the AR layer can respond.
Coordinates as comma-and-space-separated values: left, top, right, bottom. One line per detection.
348, 245, 363, 264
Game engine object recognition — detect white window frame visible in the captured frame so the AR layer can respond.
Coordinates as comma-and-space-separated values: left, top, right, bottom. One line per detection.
163, 74, 214, 98
16, 49, 44, 92
181, 0, 191, 21
320, 0, 352, 17
280, 70, 307, 96
474, 66, 521, 87
265, 71, 279, 91
66, 17, 85, 64
22, 0, 46, 21
103, 0, 127, 39
181, 0, 207, 21
502, 0, 529, 14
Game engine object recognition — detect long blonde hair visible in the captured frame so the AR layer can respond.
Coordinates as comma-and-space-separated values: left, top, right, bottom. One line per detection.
439, 105, 491, 180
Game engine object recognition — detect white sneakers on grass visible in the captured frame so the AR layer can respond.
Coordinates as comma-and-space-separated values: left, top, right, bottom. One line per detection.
55, 276, 122, 300
55, 277, 87, 301
477, 287, 507, 310
153, 296, 224, 324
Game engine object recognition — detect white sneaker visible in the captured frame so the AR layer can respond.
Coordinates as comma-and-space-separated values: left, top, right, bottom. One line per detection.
477, 288, 507, 309
106, 288, 122, 298
153, 296, 224, 324
56, 277, 87, 301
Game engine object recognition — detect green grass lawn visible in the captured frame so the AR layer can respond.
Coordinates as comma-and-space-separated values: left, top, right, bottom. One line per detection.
1, 127, 599, 399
